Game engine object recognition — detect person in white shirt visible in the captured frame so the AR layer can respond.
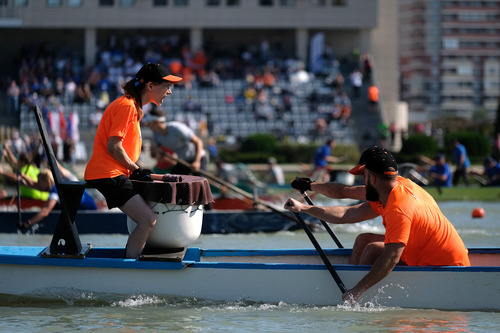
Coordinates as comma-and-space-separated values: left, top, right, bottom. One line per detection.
268, 157, 285, 185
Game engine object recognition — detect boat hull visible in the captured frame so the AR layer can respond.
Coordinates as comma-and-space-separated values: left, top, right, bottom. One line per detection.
0, 209, 300, 234
0, 247, 498, 310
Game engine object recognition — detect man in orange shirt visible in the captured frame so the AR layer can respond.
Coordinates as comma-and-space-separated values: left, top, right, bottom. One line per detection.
284, 146, 469, 302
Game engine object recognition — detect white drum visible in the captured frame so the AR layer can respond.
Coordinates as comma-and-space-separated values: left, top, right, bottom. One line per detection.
127, 202, 203, 248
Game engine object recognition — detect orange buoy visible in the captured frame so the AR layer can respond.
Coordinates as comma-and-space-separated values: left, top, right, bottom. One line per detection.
472, 207, 485, 218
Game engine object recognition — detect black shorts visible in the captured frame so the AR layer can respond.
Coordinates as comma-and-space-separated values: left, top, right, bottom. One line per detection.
86, 175, 138, 209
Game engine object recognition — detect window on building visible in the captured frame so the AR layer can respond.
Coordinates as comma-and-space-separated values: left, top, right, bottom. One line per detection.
332, 0, 346, 5
68, 0, 82, 7
13, 0, 28, 6
443, 38, 459, 49
100, 0, 114, 6
207, 0, 220, 5
280, 0, 295, 6
174, 0, 188, 6
459, 12, 486, 21
154, 0, 168, 5
430, 96, 440, 104
47, 0, 62, 7
260, 0, 273, 6
457, 65, 472, 76
226, 0, 239, 5
120, 0, 135, 6
310, 0, 326, 5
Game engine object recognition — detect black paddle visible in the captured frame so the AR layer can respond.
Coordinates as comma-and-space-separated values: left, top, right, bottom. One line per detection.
288, 202, 347, 294
300, 190, 344, 248
16, 169, 21, 228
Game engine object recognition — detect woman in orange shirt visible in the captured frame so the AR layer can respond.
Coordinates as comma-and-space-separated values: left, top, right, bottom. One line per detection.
85, 63, 181, 259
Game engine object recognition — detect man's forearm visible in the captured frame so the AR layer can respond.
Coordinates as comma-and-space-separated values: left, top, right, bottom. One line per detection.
311, 182, 366, 201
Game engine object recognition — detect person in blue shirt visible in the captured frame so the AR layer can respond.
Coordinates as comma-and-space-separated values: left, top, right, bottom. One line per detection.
18, 165, 97, 231
312, 138, 342, 182
484, 157, 500, 186
473, 157, 500, 186
451, 139, 470, 186
429, 153, 452, 187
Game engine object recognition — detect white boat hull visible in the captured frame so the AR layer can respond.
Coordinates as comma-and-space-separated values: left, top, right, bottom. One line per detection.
0, 247, 499, 310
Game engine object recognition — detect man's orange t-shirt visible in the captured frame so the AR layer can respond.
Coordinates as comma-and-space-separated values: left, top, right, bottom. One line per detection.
84, 95, 142, 180
370, 176, 470, 266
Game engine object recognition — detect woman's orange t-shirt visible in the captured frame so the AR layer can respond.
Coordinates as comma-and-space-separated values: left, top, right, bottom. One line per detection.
84, 95, 142, 180
370, 177, 470, 266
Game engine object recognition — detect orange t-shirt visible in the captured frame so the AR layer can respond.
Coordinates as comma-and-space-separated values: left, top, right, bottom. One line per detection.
84, 95, 142, 180
369, 176, 470, 266
368, 86, 379, 102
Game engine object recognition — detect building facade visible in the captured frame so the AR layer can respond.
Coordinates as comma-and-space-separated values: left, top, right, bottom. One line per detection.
400, 0, 500, 123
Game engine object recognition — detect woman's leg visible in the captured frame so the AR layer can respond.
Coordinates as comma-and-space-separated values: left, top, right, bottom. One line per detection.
120, 194, 157, 259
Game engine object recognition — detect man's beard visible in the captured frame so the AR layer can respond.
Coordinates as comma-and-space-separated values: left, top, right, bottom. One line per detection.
366, 182, 380, 202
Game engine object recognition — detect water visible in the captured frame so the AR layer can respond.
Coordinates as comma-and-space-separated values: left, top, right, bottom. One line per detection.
0, 201, 499, 332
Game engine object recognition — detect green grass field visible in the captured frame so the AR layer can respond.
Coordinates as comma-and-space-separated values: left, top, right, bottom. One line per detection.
424, 186, 500, 202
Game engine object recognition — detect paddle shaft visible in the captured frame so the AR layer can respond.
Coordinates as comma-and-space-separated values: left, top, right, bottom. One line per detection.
301, 191, 343, 248
291, 209, 347, 294
16, 170, 21, 225
172, 156, 298, 223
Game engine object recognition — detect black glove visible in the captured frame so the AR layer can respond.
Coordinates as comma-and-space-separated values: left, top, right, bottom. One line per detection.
130, 167, 153, 181
291, 177, 314, 192
162, 174, 183, 182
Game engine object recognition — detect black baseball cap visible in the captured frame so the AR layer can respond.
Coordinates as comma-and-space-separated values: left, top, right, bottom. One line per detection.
349, 146, 398, 176
135, 63, 182, 84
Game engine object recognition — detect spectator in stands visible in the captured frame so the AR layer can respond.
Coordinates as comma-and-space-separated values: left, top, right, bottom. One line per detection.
336, 91, 352, 125
429, 153, 452, 188
243, 83, 257, 107
325, 72, 345, 94
390, 122, 397, 146
7, 80, 20, 114
311, 117, 328, 142
207, 137, 218, 161
5, 129, 26, 157
90, 104, 104, 128
73, 82, 92, 104
254, 89, 274, 121
361, 52, 373, 84
84, 63, 182, 259
290, 62, 311, 85
199, 69, 221, 88
349, 68, 363, 100
368, 84, 379, 111
262, 69, 276, 88
182, 95, 202, 112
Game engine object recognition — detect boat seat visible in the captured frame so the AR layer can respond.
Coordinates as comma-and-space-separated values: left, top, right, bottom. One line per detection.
139, 247, 187, 262
32, 105, 91, 258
